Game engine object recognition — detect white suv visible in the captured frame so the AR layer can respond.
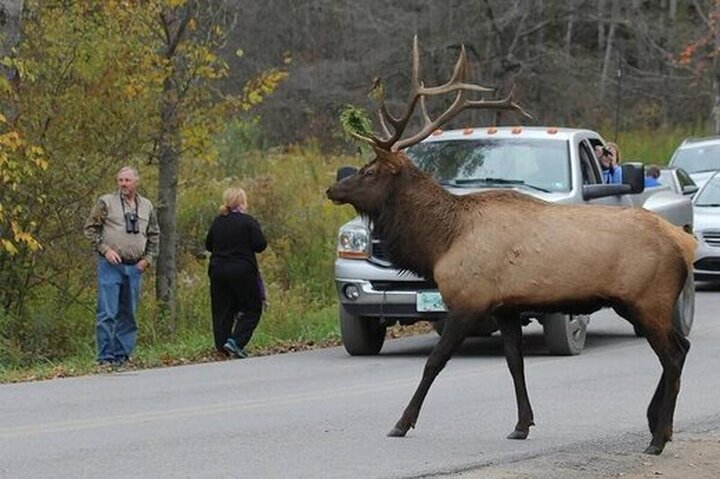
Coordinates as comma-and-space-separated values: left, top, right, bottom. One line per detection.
669, 136, 720, 191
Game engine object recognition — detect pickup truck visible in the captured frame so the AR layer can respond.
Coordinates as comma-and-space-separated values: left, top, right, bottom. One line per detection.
332, 126, 695, 356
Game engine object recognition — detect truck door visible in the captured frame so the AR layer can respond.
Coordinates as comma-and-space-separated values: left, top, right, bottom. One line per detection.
579, 139, 631, 207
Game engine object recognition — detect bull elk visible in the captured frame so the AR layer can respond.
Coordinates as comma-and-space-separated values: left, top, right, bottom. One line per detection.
325, 36, 696, 455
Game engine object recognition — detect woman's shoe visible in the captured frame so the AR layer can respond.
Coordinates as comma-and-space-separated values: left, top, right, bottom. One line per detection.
223, 338, 248, 359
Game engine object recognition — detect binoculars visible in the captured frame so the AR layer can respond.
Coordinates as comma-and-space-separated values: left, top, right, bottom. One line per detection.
124, 212, 140, 234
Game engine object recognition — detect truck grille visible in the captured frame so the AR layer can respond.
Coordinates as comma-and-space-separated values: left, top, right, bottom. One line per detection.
370, 238, 393, 266
702, 231, 720, 248
370, 280, 438, 291
695, 257, 720, 271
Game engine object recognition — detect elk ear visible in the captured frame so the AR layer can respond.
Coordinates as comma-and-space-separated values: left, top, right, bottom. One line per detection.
373, 145, 405, 175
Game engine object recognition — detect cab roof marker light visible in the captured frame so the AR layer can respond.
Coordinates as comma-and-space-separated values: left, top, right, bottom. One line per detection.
547, 127, 559, 134
462, 128, 474, 135
432, 129, 444, 136
487, 127, 498, 134
511, 127, 522, 134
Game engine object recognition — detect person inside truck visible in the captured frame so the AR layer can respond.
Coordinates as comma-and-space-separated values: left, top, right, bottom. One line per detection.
595, 144, 622, 184
645, 165, 662, 187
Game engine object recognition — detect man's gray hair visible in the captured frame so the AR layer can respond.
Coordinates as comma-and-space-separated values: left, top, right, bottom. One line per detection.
118, 166, 139, 179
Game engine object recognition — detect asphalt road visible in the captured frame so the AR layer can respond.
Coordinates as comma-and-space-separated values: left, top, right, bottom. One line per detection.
2, 285, 720, 479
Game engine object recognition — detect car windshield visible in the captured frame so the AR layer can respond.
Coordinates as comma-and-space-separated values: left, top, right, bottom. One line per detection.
671, 143, 720, 174
694, 175, 720, 207
405, 138, 571, 193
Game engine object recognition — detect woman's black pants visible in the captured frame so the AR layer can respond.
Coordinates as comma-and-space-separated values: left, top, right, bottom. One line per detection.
209, 262, 262, 351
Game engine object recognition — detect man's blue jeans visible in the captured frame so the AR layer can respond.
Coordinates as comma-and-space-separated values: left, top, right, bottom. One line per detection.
95, 258, 143, 362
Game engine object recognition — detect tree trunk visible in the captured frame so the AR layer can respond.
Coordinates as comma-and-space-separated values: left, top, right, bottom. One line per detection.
0, 0, 23, 122
714, 2, 720, 135
714, 45, 720, 135
155, 76, 180, 323
564, 1, 574, 57
0, 0, 23, 60
600, 0, 619, 100
154, 5, 193, 324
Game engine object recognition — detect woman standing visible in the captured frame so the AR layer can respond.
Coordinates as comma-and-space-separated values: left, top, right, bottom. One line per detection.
205, 187, 267, 358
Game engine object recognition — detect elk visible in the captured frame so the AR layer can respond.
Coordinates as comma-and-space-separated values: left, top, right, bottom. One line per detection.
325, 36, 696, 455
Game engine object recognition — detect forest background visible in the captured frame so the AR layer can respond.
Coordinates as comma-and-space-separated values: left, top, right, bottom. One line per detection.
0, 0, 718, 381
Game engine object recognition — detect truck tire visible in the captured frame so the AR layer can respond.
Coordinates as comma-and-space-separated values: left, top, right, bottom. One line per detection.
339, 306, 386, 356
542, 313, 588, 355
672, 273, 695, 336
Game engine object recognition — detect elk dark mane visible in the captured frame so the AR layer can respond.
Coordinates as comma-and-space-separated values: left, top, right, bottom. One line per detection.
372, 157, 463, 279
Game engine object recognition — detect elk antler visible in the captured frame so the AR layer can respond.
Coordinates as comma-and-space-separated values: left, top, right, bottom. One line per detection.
353, 36, 531, 152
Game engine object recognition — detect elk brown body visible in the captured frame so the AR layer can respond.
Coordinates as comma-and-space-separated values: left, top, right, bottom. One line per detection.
326, 36, 696, 455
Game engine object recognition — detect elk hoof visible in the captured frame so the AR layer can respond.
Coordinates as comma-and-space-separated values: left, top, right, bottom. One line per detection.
506, 430, 529, 440
387, 427, 408, 438
643, 444, 664, 455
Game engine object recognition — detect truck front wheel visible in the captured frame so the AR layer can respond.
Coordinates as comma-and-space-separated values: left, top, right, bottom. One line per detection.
542, 313, 589, 355
339, 306, 386, 356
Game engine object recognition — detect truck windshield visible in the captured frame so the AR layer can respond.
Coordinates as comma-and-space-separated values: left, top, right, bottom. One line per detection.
406, 138, 571, 192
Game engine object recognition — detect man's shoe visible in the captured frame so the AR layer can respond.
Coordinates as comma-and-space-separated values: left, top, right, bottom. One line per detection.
96, 360, 118, 372
223, 339, 248, 359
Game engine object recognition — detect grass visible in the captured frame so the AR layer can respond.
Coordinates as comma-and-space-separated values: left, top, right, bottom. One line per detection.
0, 306, 343, 383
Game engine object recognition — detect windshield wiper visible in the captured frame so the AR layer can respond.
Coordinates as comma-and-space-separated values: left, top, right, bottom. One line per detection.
695, 203, 720, 207
452, 177, 551, 192
454, 177, 522, 185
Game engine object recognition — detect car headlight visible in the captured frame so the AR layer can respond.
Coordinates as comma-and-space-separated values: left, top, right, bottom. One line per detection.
337, 225, 369, 259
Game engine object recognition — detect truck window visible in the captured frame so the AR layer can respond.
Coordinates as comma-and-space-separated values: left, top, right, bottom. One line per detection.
406, 138, 572, 193
579, 141, 601, 185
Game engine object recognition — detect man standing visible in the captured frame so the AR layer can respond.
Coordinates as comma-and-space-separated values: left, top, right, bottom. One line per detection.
84, 166, 160, 365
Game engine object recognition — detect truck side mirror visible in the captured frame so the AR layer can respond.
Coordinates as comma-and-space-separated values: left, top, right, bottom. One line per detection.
336, 166, 358, 181
682, 184, 698, 196
621, 162, 645, 194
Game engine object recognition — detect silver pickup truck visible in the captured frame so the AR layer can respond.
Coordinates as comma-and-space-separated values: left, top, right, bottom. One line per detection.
333, 126, 695, 356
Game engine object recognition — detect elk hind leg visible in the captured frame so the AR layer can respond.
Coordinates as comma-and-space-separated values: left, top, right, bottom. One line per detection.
643, 324, 690, 455
388, 311, 470, 437
497, 310, 534, 439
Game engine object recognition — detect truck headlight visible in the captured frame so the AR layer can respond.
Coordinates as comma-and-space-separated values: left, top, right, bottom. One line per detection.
337, 225, 369, 259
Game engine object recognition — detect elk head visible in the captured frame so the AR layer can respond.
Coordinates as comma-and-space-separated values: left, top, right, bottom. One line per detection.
326, 36, 530, 215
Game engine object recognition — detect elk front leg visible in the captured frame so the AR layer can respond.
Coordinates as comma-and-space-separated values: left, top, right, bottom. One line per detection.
388, 311, 470, 437
497, 311, 534, 440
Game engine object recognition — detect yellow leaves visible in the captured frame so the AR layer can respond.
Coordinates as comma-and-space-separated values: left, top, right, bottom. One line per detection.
11, 221, 42, 252
0, 131, 22, 151
1, 239, 18, 255
0, 221, 42, 256
0, 127, 46, 254
34, 157, 48, 171
239, 69, 289, 111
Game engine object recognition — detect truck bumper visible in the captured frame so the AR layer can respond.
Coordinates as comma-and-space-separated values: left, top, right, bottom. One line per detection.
335, 258, 444, 320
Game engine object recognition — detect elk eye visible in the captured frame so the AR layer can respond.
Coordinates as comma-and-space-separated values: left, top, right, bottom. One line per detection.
364, 169, 375, 178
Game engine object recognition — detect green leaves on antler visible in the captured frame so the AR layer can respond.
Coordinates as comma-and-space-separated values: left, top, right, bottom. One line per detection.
339, 104, 374, 143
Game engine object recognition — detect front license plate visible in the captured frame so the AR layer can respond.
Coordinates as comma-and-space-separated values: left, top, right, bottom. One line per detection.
416, 291, 447, 312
